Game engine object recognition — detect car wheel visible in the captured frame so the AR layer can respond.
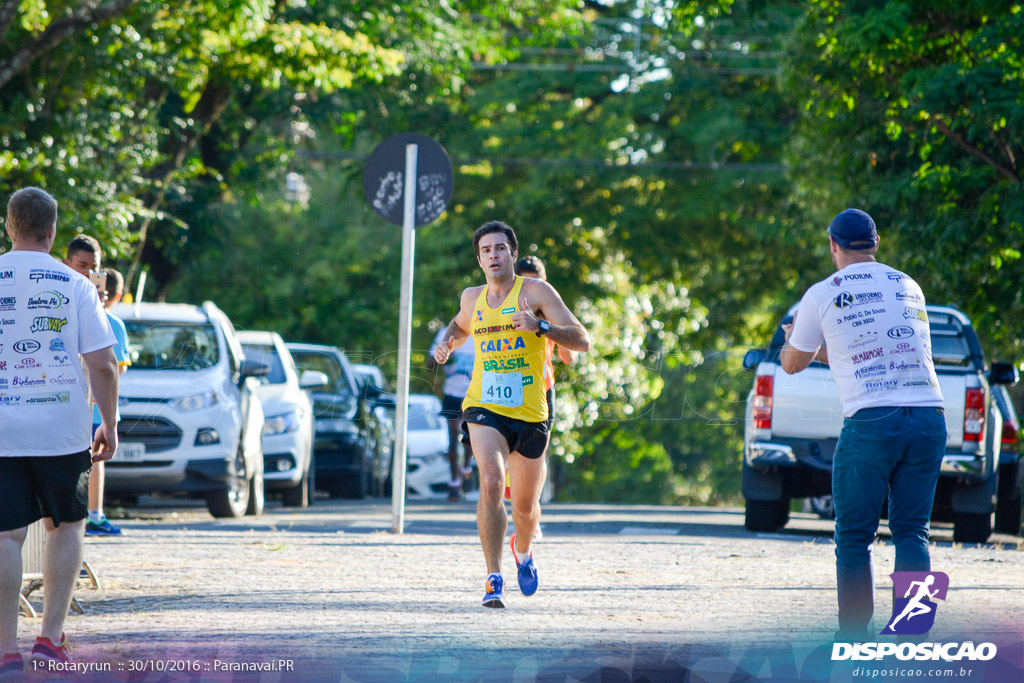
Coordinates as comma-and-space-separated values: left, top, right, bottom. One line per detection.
809, 495, 836, 520
284, 440, 315, 507
206, 445, 251, 518
744, 498, 789, 532
246, 458, 264, 516
334, 465, 369, 499
308, 459, 317, 503
994, 462, 1022, 535
953, 512, 993, 544
374, 446, 393, 497
325, 477, 346, 499
282, 465, 311, 507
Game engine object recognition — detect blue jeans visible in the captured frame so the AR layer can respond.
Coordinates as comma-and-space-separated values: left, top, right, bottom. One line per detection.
832, 406, 946, 638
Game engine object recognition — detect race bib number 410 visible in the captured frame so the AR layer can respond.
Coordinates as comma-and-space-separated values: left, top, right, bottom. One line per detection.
481, 371, 523, 408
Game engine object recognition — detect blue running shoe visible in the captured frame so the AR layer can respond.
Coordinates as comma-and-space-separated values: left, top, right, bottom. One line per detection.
85, 518, 122, 536
510, 533, 539, 597
482, 573, 505, 608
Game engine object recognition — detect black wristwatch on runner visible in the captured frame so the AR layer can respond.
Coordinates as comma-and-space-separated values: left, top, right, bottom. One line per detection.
536, 320, 551, 337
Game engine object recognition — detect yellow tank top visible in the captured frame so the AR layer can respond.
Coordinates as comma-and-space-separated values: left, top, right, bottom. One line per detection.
462, 276, 549, 423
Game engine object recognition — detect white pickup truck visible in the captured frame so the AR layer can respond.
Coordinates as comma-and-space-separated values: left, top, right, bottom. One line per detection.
741, 305, 1020, 543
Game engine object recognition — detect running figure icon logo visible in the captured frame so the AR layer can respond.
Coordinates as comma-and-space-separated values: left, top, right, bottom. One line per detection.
881, 571, 949, 635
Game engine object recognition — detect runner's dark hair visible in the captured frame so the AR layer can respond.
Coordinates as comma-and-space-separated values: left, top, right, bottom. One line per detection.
473, 221, 517, 255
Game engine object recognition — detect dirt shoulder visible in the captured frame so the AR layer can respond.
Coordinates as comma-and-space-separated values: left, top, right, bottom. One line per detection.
17, 499, 1024, 680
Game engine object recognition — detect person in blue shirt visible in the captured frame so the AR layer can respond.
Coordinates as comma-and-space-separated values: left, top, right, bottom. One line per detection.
85, 268, 130, 535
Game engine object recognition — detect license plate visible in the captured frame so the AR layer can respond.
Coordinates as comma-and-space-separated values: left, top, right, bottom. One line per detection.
117, 442, 145, 462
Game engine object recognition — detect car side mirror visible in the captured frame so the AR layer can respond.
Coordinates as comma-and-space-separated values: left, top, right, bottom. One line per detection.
239, 359, 270, 381
299, 370, 330, 390
988, 362, 1019, 386
743, 349, 766, 371
362, 381, 383, 399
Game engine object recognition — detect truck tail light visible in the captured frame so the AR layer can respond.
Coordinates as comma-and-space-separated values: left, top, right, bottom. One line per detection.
1002, 422, 1018, 447
964, 388, 985, 442
753, 375, 773, 429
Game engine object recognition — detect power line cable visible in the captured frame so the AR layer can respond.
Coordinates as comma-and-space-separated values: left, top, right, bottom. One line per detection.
291, 149, 784, 173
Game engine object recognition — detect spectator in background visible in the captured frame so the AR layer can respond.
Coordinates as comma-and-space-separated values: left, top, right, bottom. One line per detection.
427, 324, 476, 501
86, 267, 130, 535
513, 256, 576, 504
0, 187, 119, 671
62, 240, 127, 535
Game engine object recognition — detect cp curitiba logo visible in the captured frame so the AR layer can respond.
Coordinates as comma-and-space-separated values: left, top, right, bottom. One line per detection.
881, 571, 949, 635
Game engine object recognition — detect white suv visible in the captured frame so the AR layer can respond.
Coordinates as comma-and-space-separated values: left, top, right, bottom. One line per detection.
108, 302, 267, 518
237, 331, 323, 508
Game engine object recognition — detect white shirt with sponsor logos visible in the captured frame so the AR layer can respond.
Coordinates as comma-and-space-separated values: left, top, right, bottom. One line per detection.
788, 261, 944, 417
0, 251, 115, 457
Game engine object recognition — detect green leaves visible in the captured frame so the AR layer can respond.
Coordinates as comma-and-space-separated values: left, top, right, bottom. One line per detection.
788, 0, 1023, 361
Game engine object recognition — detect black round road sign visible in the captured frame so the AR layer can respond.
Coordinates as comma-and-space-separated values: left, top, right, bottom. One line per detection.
363, 133, 453, 227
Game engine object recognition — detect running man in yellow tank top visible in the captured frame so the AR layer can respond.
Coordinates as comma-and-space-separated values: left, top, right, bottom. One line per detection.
433, 221, 591, 608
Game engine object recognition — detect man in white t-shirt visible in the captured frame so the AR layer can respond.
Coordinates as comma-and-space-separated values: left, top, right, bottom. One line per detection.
0, 188, 119, 673
781, 208, 946, 641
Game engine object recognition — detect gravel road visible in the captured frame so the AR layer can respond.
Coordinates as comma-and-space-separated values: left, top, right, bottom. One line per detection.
15, 498, 1024, 681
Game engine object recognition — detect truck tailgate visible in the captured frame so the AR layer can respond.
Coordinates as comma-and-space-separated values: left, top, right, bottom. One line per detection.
936, 373, 964, 448
769, 366, 965, 447
770, 365, 844, 439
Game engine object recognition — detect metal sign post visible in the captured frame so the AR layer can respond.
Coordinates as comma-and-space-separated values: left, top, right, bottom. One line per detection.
390, 143, 417, 534
363, 133, 453, 534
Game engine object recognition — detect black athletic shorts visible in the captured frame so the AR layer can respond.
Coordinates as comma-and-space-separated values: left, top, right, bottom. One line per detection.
0, 450, 92, 532
439, 394, 464, 421
462, 407, 550, 460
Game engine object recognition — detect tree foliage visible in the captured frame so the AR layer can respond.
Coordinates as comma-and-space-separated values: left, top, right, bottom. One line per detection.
786, 1, 1024, 359
3, 0, 1022, 504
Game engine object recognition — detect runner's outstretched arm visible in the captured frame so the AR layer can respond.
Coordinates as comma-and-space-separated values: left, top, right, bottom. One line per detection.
434, 287, 478, 364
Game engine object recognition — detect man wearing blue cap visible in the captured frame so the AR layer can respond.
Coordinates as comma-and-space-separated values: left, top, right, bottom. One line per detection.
779, 208, 946, 640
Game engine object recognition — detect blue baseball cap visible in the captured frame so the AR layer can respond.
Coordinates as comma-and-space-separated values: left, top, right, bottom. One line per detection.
827, 208, 877, 250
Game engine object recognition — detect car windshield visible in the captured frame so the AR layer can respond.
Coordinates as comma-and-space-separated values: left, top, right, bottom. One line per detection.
355, 364, 386, 390
241, 344, 287, 385
123, 322, 220, 370
290, 350, 352, 398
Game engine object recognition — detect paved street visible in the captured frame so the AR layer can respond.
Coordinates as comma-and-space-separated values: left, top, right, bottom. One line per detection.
16, 498, 1024, 681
